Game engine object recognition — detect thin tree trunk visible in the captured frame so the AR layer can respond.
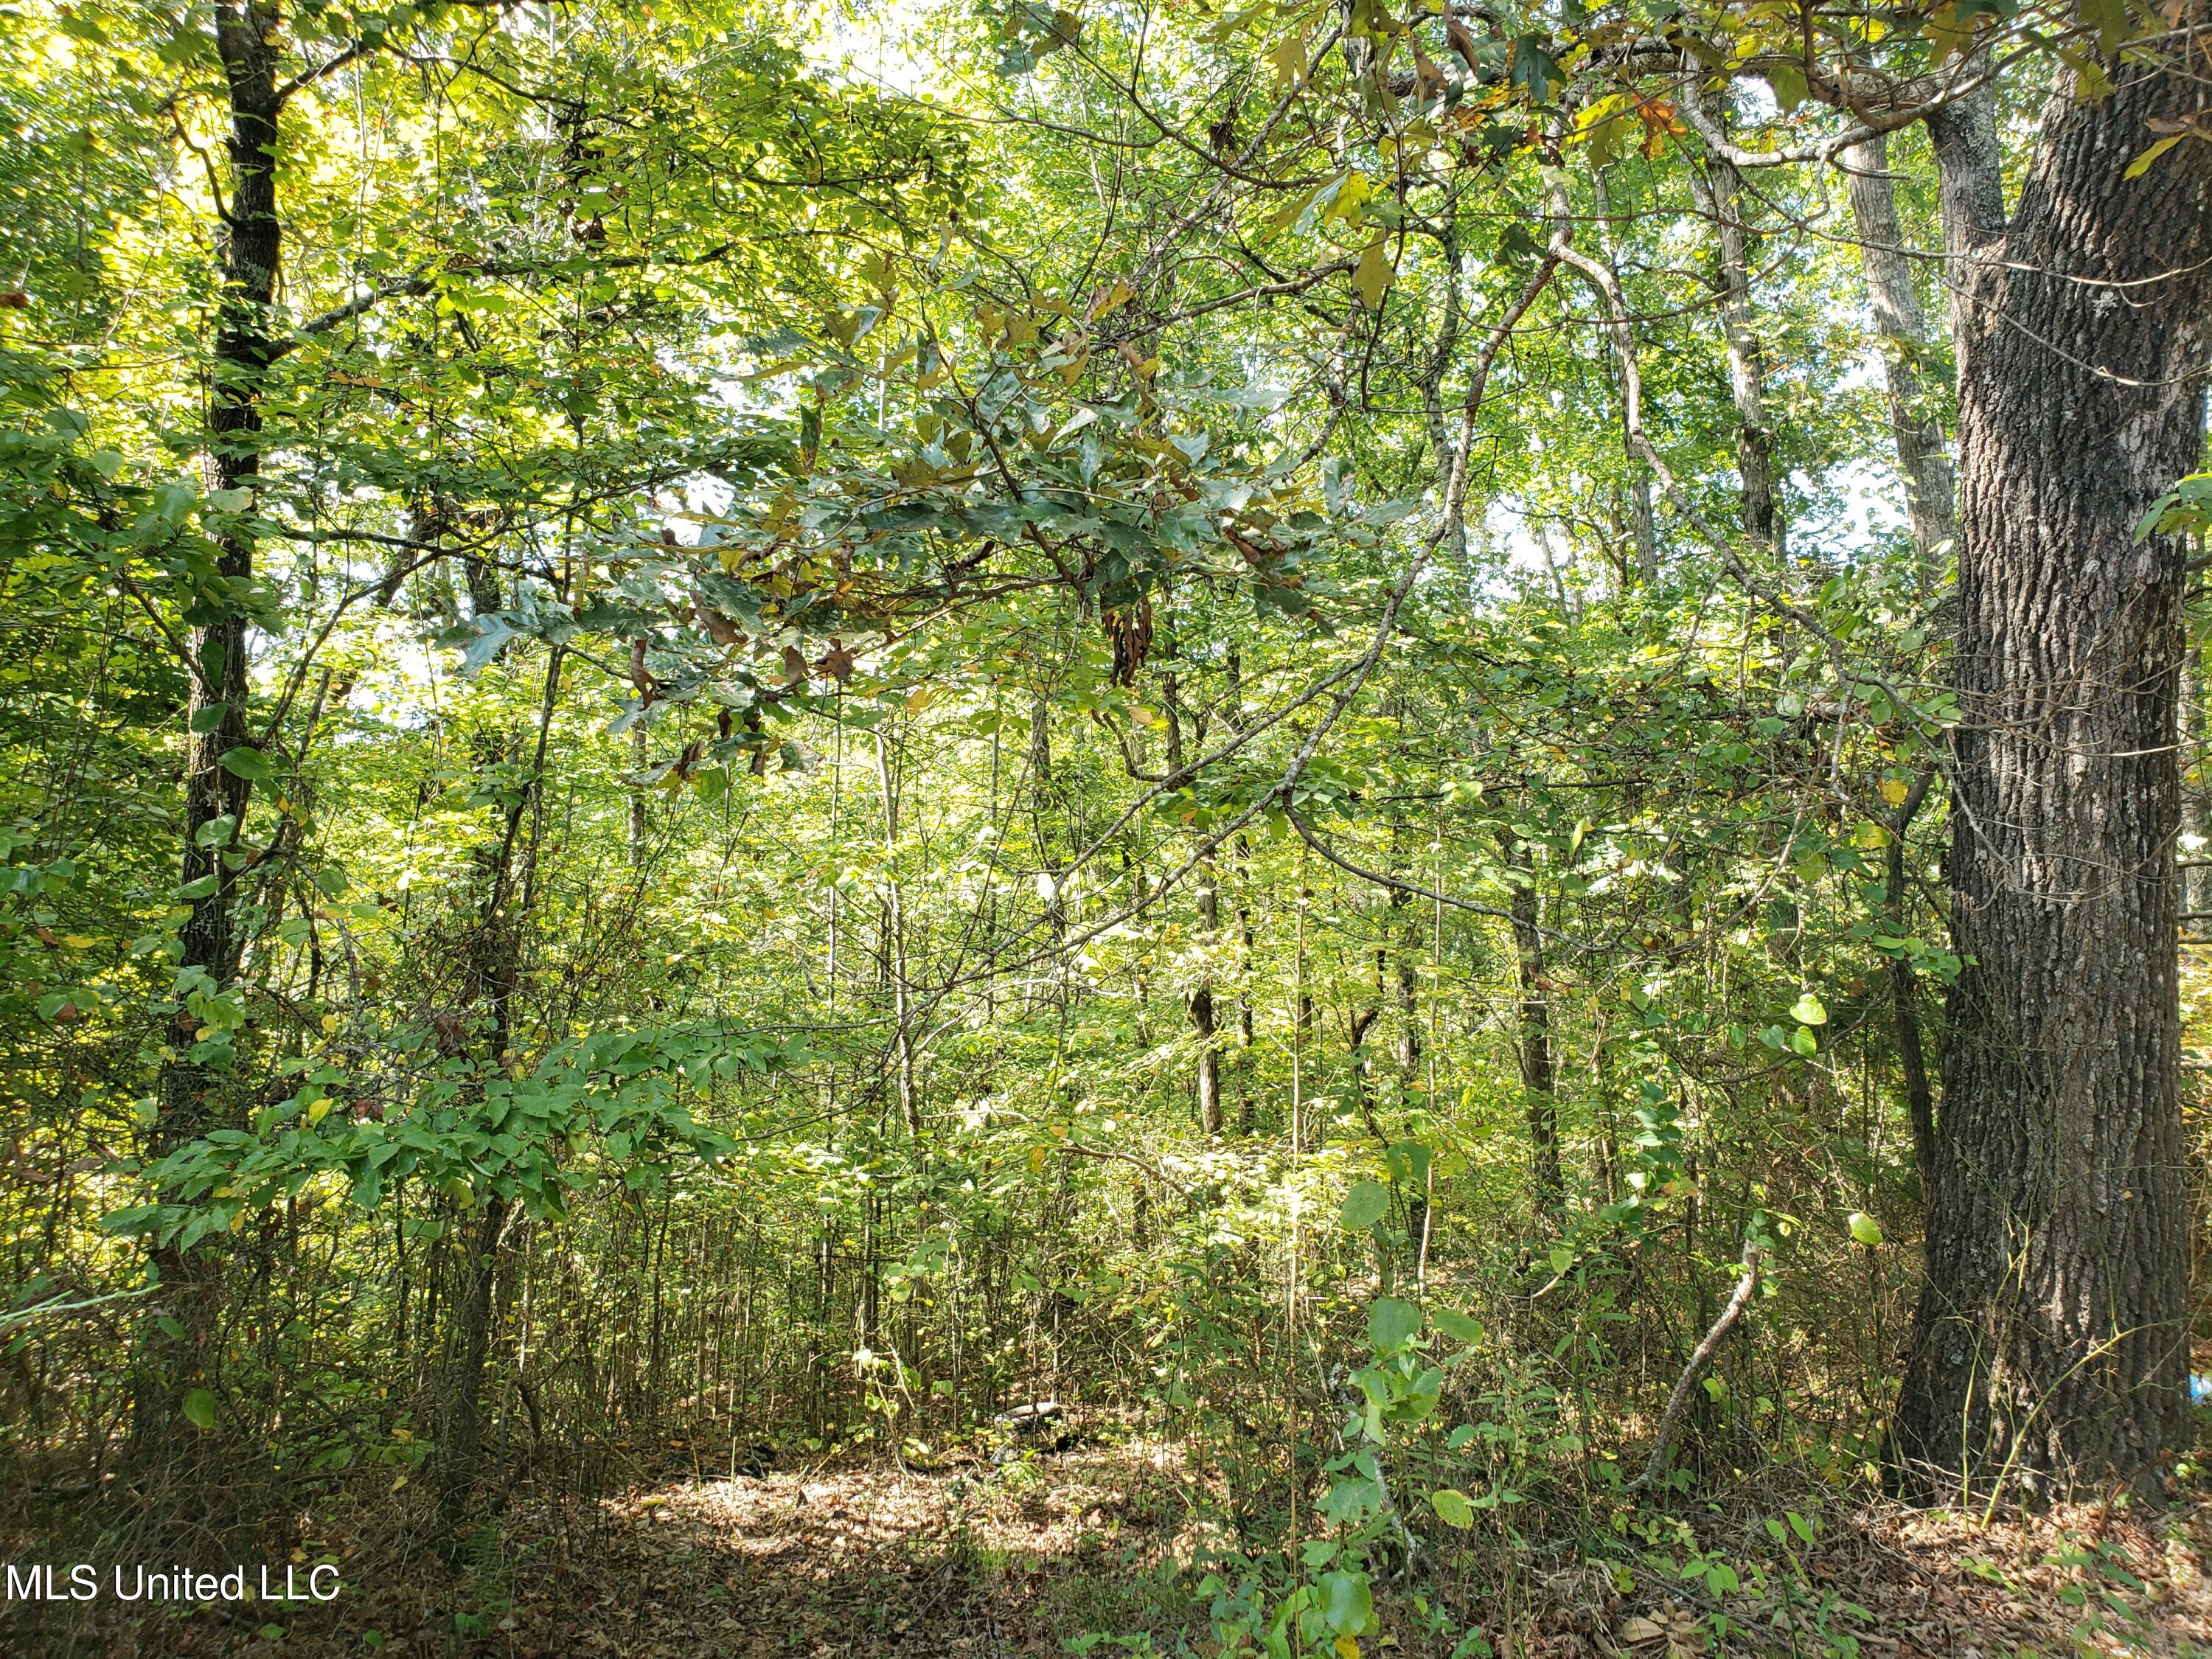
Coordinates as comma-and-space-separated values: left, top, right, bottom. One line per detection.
1504, 837, 1562, 1213
2185, 641, 2211, 917
1416, 223, 1471, 574
877, 728, 920, 1135
1227, 650, 1256, 1130
438, 1197, 509, 1531
1163, 666, 1224, 1133
1029, 687, 1065, 975
629, 725, 649, 869
438, 645, 563, 1529
1689, 102, 1780, 550
1594, 168, 1657, 580
131, 0, 283, 1487
1887, 772, 1938, 1194
1895, 56, 2212, 1495
1394, 894, 1420, 1074
1843, 132, 1959, 588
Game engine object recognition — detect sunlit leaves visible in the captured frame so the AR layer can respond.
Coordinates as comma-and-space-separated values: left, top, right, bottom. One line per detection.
1340, 1178, 1389, 1230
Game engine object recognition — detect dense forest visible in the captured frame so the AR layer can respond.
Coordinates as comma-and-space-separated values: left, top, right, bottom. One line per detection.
6, 0, 2212, 1649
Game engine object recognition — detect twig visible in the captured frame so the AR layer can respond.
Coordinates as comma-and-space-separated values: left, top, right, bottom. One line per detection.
1058, 1141, 1194, 1203
1630, 1237, 1763, 1492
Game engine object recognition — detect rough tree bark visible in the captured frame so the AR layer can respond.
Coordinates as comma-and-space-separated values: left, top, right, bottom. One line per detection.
1893, 54, 2212, 1495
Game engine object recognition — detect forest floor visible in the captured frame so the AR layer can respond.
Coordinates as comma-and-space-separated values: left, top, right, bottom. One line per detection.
41, 1438, 2212, 1657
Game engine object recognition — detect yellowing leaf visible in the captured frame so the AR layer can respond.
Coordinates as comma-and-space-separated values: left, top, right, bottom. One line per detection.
2126, 133, 2188, 181
1353, 237, 1396, 309
1925, 3, 1971, 65
1430, 1486, 1475, 1528
1320, 171, 1374, 226
1576, 93, 1635, 167
1878, 776, 1910, 807
1085, 279, 1135, 321
1256, 176, 1329, 246
306, 1097, 332, 1125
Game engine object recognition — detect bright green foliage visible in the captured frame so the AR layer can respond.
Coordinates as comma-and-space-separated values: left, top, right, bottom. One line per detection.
0, 0, 2185, 1646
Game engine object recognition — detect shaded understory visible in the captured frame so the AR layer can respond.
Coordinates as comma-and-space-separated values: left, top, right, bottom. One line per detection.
12, 1439, 2212, 1657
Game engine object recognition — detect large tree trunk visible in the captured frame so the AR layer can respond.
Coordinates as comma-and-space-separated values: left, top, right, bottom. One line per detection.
1894, 58, 2212, 1496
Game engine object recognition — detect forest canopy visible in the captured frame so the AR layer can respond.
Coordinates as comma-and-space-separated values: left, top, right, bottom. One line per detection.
6, 0, 2212, 1649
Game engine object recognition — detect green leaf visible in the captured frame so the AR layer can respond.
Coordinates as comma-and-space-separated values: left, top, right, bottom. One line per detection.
456, 615, 517, 678
220, 746, 277, 785
1432, 1307, 1483, 1344
1340, 1178, 1388, 1231
1509, 34, 1562, 102
1317, 1568, 1374, 1635
1367, 1295, 1422, 1353
183, 1387, 218, 1430
2077, 0, 2132, 55
1430, 1487, 1475, 1529
315, 867, 348, 896
1790, 992, 1826, 1026
1767, 61, 1809, 112
1789, 1025, 1819, 1057
1848, 1211, 1884, 1247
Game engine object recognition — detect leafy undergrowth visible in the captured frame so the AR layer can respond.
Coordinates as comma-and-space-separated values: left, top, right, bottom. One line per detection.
38, 1444, 2212, 1656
